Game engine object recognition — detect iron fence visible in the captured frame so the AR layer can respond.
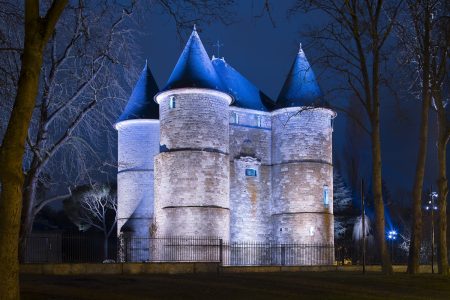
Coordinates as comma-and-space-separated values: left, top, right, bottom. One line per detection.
23, 233, 443, 266
23, 234, 336, 265
221, 242, 335, 266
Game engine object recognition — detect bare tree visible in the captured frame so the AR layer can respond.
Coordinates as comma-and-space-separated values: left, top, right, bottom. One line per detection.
0, 1, 67, 298
64, 184, 117, 260
0, 1, 234, 296
17, 1, 137, 257
290, 0, 402, 274
396, 0, 449, 274
430, 6, 449, 275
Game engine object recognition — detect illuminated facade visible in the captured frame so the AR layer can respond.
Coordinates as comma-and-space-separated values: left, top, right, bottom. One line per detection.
115, 27, 336, 264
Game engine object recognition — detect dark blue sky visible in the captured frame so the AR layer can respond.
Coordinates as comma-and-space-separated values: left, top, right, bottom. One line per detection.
132, 0, 442, 204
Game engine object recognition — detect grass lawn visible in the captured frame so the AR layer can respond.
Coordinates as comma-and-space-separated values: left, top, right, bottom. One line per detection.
21, 271, 450, 300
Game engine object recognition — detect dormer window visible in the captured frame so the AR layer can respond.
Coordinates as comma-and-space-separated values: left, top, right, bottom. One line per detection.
245, 168, 257, 177
169, 96, 176, 109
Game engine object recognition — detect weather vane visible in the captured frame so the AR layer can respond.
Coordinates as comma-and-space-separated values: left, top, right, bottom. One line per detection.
213, 40, 224, 58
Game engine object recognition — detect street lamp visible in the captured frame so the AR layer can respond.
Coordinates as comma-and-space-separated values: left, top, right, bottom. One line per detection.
424, 189, 438, 274
387, 230, 398, 261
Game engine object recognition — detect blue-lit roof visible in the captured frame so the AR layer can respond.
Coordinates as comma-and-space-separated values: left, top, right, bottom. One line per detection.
276, 44, 323, 108
162, 27, 225, 92
212, 57, 273, 111
116, 62, 159, 122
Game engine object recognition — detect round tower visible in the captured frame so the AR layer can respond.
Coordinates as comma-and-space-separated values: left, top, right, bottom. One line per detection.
154, 27, 232, 241
115, 62, 160, 260
272, 44, 335, 264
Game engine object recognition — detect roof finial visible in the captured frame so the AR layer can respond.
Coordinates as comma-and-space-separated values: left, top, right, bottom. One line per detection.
193, 24, 197, 31
298, 42, 303, 53
213, 40, 224, 57
145, 59, 148, 68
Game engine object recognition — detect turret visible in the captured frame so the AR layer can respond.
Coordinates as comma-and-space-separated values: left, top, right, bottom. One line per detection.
271, 44, 335, 264
153, 27, 232, 245
115, 62, 160, 260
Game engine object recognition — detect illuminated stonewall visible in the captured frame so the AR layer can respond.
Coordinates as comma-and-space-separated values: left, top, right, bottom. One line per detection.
115, 27, 336, 265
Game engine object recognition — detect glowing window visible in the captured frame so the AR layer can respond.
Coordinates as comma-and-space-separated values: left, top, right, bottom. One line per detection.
245, 168, 257, 177
169, 96, 176, 109
323, 185, 329, 208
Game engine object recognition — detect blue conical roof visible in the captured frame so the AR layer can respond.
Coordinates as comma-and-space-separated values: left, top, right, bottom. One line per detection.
116, 62, 159, 122
162, 27, 225, 92
212, 57, 273, 111
276, 44, 323, 108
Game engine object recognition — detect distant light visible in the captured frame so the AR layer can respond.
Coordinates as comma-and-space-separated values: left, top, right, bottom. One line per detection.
387, 230, 398, 240
425, 206, 430, 210
433, 206, 438, 210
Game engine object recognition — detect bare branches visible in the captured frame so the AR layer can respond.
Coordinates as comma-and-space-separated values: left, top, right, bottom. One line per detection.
65, 184, 117, 238
155, 0, 234, 39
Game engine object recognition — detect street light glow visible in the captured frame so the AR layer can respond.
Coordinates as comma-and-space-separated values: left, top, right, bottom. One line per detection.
387, 230, 397, 240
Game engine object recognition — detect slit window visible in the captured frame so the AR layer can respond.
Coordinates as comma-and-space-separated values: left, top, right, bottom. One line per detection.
245, 168, 257, 177
257, 116, 262, 127
234, 113, 239, 124
169, 96, 176, 109
323, 185, 329, 208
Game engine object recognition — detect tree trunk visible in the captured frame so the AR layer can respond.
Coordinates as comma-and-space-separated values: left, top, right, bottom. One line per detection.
407, 6, 431, 274
0, 41, 45, 300
437, 115, 448, 275
103, 234, 109, 261
0, 2, 67, 298
19, 171, 39, 261
371, 110, 393, 274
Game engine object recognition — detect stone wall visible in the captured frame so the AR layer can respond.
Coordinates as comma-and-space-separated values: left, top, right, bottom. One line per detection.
271, 108, 334, 245
154, 89, 232, 241
116, 120, 160, 237
229, 108, 272, 242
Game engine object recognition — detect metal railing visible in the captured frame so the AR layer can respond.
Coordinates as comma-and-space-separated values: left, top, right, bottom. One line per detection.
222, 242, 335, 266
23, 234, 337, 266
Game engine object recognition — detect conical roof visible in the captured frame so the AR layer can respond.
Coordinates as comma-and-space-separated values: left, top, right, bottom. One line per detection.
116, 62, 159, 123
276, 44, 323, 108
212, 57, 273, 111
162, 26, 225, 92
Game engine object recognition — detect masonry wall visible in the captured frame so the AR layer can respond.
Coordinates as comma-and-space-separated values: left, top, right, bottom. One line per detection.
154, 89, 231, 242
271, 108, 334, 246
229, 108, 272, 242
117, 121, 159, 237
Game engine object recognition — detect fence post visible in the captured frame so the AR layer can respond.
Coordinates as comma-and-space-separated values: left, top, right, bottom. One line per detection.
219, 239, 223, 265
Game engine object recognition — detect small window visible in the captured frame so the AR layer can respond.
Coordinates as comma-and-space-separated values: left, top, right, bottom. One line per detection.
309, 226, 315, 236
257, 116, 262, 127
234, 113, 239, 124
245, 168, 257, 177
169, 96, 176, 109
323, 185, 329, 208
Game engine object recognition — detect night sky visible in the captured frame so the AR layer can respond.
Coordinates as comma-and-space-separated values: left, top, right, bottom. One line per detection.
132, 0, 444, 208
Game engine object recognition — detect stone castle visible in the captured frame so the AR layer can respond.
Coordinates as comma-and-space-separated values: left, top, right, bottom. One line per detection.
115, 27, 336, 261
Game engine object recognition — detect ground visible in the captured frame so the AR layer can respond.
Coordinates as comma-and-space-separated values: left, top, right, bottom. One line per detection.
21, 272, 450, 300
